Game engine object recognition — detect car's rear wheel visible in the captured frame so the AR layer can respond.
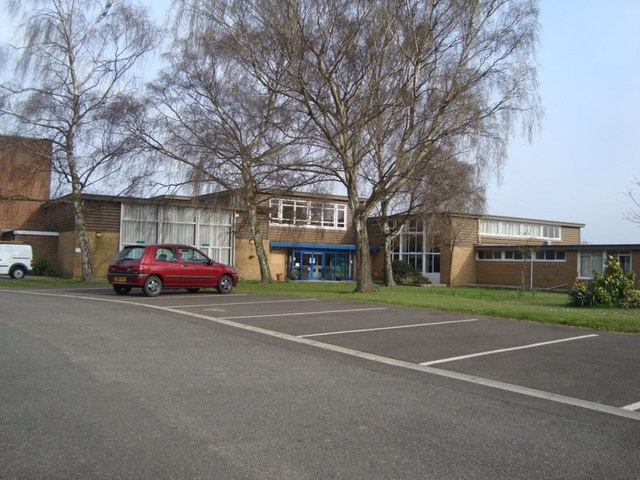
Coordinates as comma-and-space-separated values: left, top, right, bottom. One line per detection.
113, 285, 132, 295
186, 288, 200, 293
216, 275, 233, 294
143, 275, 162, 297
9, 266, 26, 279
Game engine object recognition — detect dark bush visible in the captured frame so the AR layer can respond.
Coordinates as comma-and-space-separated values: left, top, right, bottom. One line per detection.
569, 256, 640, 308
31, 258, 59, 277
392, 260, 431, 285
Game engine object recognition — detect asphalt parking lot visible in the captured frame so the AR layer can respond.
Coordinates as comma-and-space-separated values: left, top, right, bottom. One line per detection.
24, 285, 640, 421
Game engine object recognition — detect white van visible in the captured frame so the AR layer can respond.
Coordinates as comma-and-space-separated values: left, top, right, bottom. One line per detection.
0, 243, 33, 279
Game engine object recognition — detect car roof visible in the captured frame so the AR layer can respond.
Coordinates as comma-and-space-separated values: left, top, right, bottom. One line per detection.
125, 244, 198, 248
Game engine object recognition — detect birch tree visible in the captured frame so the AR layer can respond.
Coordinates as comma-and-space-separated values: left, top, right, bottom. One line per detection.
130, 11, 314, 282
212, 0, 541, 293
0, 0, 159, 280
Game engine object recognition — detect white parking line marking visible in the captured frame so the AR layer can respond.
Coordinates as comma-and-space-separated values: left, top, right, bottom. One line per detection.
420, 334, 599, 366
299, 318, 480, 338
219, 307, 387, 320
167, 298, 319, 309
622, 401, 640, 411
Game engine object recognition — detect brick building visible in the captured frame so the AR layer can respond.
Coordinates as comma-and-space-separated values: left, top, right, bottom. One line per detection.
0, 135, 59, 268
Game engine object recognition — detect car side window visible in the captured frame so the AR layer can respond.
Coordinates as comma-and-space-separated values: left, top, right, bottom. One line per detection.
155, 247, 178, 262
179, 247, 209, 264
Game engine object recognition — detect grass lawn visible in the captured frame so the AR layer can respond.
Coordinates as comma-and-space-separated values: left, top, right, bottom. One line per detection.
238, 280, 640, 334
2, 276, 639, 334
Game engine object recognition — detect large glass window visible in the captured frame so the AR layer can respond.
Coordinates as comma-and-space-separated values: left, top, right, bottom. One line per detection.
161, 207, 196, 246
121, 204, 158, 245
390, 220, 439, 277
269, 198, 347, 230
121, 204, 234, 265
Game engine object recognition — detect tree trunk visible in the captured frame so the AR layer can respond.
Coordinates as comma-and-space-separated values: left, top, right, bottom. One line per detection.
247, 202, 273, 283
351, 210, 377, 293
67, 130, 93, 281
72, 195, 93, 281
380, 200, 396, 287
383, 234, 397, 287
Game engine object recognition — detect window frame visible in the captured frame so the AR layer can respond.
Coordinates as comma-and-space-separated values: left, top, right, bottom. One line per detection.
269, 198, 347, 230
578, 250, 633, 279
477, 249, 567, 262
479, 219, 562, 241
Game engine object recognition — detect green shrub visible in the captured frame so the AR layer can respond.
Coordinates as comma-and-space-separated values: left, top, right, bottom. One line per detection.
569, 256, 640, 308
31, 258, 60, 277
392, 260, 431, 285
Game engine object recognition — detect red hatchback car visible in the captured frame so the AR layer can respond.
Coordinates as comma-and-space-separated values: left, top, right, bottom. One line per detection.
107, 244, 239, 297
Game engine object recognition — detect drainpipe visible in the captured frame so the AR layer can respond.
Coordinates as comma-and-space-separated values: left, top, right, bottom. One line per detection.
530, 248, 534, 290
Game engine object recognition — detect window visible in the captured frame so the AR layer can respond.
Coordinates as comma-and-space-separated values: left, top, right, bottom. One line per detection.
161, 207, 196, 246
535, 250, 566, 261
115, 245, 146, 261
179, 247, 208, 263
309, 203, 323, 226
479, 219, 561, 241
477, 250, 502, 260
121, 205, 158, 245
269, 198, 347, 229
155, 247, 178, 262
579, 252, 603, 278
121, 204, 234, 265
504, 250, 525, 261
478, 249, 567, 262
390, 221, 440, 278
618, 252, 632, 274
579, 251, 632, 278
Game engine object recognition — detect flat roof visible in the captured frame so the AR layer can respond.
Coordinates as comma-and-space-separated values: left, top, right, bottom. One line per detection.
476, 244, 640, 251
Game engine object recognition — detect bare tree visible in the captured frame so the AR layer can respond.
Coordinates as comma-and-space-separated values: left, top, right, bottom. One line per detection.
208, 0, 540, 293
375, 155, 486, 287
128, 10, 316, 282
0, 0, 159, 280
627, 178, 640, 225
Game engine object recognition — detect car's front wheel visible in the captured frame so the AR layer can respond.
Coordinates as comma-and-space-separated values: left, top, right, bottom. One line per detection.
143, 275, 163, 297
113, 285, 132, 295
216, 275, 233, 294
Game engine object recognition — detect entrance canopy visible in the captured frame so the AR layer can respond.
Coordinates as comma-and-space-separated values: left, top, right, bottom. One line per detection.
269, 241, 355, 251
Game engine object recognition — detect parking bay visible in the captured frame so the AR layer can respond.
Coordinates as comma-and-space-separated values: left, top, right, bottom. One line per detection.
139, 292, 640, 415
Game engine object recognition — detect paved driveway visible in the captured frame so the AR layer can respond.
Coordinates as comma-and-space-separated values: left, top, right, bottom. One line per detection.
2, 285, 640, 479
21, 286, 640, 420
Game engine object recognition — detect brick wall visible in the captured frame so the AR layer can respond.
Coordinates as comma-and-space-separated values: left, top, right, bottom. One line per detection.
10, 233, 59, 273
0, 136, 52, 231
235, 238, 287, 281
476, 252, 579, 289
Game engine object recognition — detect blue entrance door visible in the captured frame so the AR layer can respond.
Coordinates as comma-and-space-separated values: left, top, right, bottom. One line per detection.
291, 249, 352, 280
303, 252, 324, 280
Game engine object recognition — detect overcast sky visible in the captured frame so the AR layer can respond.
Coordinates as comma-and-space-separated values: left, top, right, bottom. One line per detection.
486, 0, 640, 244
3, 0, 639, 244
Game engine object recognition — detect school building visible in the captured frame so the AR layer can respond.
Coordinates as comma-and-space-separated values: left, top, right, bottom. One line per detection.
2, 135, 639, 288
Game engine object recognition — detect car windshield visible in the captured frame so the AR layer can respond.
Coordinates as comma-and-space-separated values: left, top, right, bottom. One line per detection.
115, 246, 146, 261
